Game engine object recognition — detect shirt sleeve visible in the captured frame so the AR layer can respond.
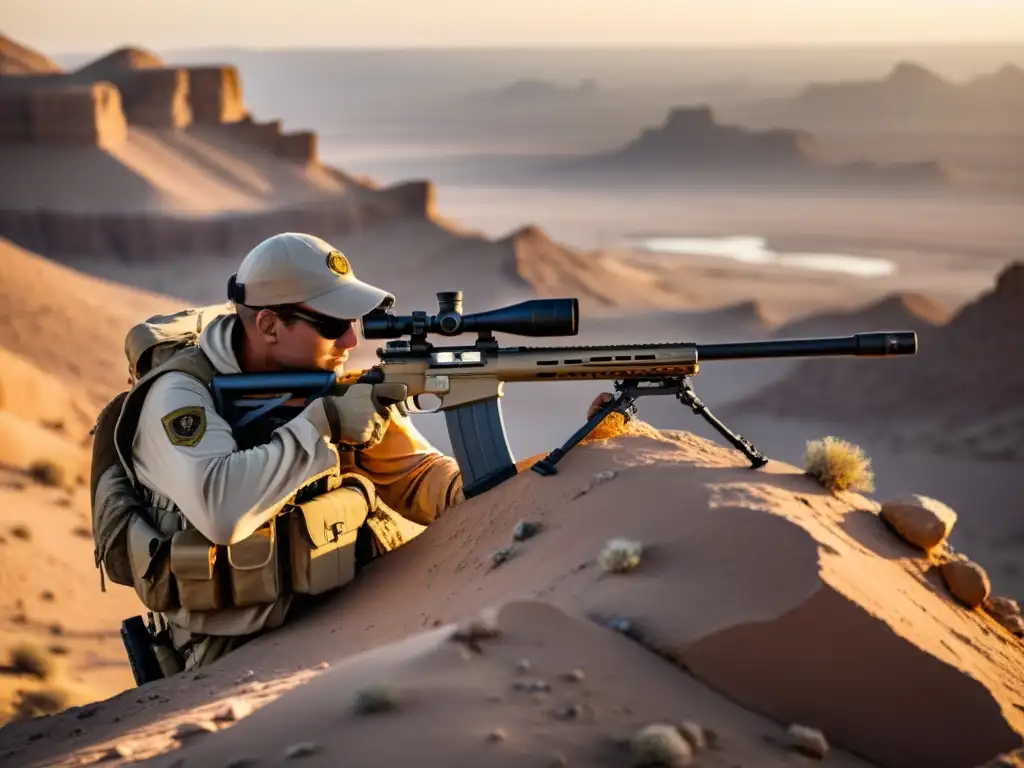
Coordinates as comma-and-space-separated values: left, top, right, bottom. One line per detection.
353, 408, 464, 525
131, 371, 340, 546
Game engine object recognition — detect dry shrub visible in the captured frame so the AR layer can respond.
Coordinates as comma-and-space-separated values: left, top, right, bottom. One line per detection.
9, 644, 54, 679
27, 459, 65, 488
803, 436, 875, 493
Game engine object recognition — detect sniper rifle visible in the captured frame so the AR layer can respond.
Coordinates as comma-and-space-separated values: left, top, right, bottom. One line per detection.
211, 291, 917, 499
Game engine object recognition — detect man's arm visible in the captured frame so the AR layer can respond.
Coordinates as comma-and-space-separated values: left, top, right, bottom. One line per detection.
354, 408, 463, 525
132, 372, 341, 546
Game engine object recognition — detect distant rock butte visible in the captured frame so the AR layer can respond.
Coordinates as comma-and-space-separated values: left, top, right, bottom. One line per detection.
580, 105, 947, 185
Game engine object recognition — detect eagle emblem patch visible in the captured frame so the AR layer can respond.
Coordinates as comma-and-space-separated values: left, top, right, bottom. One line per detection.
161, 406, 207, 447
326, 250, 350, 276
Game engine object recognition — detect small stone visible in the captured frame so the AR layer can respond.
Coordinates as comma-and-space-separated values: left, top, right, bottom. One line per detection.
552, 704, 581, 720
940, 558, 991, 608
598, 537, 643, 573
985, 596, 1021, 618
314, 661, 330, 670
786, 724, 829, 759
677, 721, 706, 750
105, 743, 134, 759
995, 613, 1024, 636
562, 668, 585, 682
236, 669, 255, 683
174, 720, 217, 738
880, 494, 957, 551
214, 699, 253, 722
486, 728, 507, 742
451, 607, 501, 651
513, 678, 551, 692
353, 683, 398, 715
284, 742, 320, 759
515, 657, 531, 673
608, 618, 637, 637
593, 470, 617, 485
630, 723, 693, 767
492, 546, 515, 567
513, 520, 542, 541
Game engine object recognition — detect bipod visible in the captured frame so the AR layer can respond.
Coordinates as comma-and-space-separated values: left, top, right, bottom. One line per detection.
675, 379, 768, 468
531, 377, 768, 476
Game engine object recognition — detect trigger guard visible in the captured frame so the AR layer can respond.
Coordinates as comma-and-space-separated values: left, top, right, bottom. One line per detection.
407, 394, 441, 415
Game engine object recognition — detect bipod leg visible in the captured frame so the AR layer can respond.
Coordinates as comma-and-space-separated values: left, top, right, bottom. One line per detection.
677, 380, 768, 469
532, 391, 637, 476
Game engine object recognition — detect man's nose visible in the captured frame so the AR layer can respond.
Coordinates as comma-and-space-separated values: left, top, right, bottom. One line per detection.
334, 325, 359, 350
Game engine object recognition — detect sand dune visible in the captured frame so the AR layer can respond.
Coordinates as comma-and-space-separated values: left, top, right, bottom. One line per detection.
772, 291, 951, 339
0, 237, 180, 409
1, 426, 1021, 766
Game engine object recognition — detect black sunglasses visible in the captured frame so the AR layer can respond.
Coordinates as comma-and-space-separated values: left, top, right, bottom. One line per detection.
266, 306, 354, 339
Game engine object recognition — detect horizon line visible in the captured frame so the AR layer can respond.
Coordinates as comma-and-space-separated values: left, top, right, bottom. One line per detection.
46, 39, 1024, 57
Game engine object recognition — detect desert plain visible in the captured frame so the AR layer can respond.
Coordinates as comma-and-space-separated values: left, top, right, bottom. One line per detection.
0, 30, 1023, 768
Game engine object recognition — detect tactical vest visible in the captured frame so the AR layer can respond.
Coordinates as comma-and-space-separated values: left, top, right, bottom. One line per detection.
90, 307, 376, 633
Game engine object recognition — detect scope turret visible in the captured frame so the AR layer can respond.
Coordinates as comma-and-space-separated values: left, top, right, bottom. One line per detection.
362, 292, 579, 339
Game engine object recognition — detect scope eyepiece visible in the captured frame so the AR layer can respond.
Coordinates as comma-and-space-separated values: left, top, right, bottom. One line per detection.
361, 293, 579, 339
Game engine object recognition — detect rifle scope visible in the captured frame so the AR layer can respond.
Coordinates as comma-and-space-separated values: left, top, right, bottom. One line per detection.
362, 292, 579, 339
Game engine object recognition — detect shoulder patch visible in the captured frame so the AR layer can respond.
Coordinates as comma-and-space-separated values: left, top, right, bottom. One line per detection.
161, 406, 207, 447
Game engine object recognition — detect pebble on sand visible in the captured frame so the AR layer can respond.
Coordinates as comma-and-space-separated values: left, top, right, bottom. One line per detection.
630, 723, 694, 767
786, 724, 829, 759
284, 742, 320, 759
599, 537, 644, 573
940, 558, 991, 608
513, 520, 542, 541
880, 494, 957, 551
677, 721, 707, 750
173, 720, 218, 739
214, 699, 253, 722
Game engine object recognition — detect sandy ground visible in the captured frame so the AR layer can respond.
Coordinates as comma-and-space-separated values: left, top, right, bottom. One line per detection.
1, 426, 1021, 767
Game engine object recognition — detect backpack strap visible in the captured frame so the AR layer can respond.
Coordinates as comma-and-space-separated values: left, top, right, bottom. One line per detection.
114, 346, 218, 486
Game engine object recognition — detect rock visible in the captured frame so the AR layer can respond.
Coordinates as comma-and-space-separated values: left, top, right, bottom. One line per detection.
174, 720, 217, 738
213, 699, 253, 722
630, 723, 694, 767
599, 537, 643, 573
562, 668, 585, 682
515, 658, 531, 673
880, 494, 957, 551
513, 520, 542, 541
940, 559, 992, 608
284, 742, 320, 759
492, 546, 515, 567
677, 721, 707, 750
486, 728, 507, 742
984, 596, 1021, 618
786, 724, 829, 759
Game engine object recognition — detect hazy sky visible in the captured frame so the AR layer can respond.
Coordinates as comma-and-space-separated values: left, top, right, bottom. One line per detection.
5, 0, 1023, 54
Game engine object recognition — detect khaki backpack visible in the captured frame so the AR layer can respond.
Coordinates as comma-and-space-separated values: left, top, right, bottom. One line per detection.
89, 304, 234, 593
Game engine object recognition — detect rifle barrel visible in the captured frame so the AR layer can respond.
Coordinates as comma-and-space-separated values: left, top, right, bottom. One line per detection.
695, 331, 917, 361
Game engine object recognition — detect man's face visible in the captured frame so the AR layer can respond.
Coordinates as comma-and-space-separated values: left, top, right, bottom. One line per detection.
259, 305, 359, 373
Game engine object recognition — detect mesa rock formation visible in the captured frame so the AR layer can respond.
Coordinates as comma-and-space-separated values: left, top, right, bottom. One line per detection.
565, 105, 948, 188
0, 35, 441, 259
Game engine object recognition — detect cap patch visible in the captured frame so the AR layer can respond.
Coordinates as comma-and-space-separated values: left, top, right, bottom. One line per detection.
326, 250, 351, 277
161, 406, 207, 447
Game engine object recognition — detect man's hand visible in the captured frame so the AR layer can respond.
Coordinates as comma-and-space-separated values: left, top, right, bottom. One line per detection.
588, 392, 615, 421
321, 382, 408, 450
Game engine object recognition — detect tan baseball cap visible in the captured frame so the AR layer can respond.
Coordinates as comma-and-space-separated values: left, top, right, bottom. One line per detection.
228, 232, 393, 319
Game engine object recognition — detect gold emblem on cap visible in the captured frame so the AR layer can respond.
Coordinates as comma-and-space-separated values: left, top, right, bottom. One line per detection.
326, 250, 350, 276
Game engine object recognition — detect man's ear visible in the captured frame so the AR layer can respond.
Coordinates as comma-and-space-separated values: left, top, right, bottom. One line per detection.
255, 309, 280, 343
